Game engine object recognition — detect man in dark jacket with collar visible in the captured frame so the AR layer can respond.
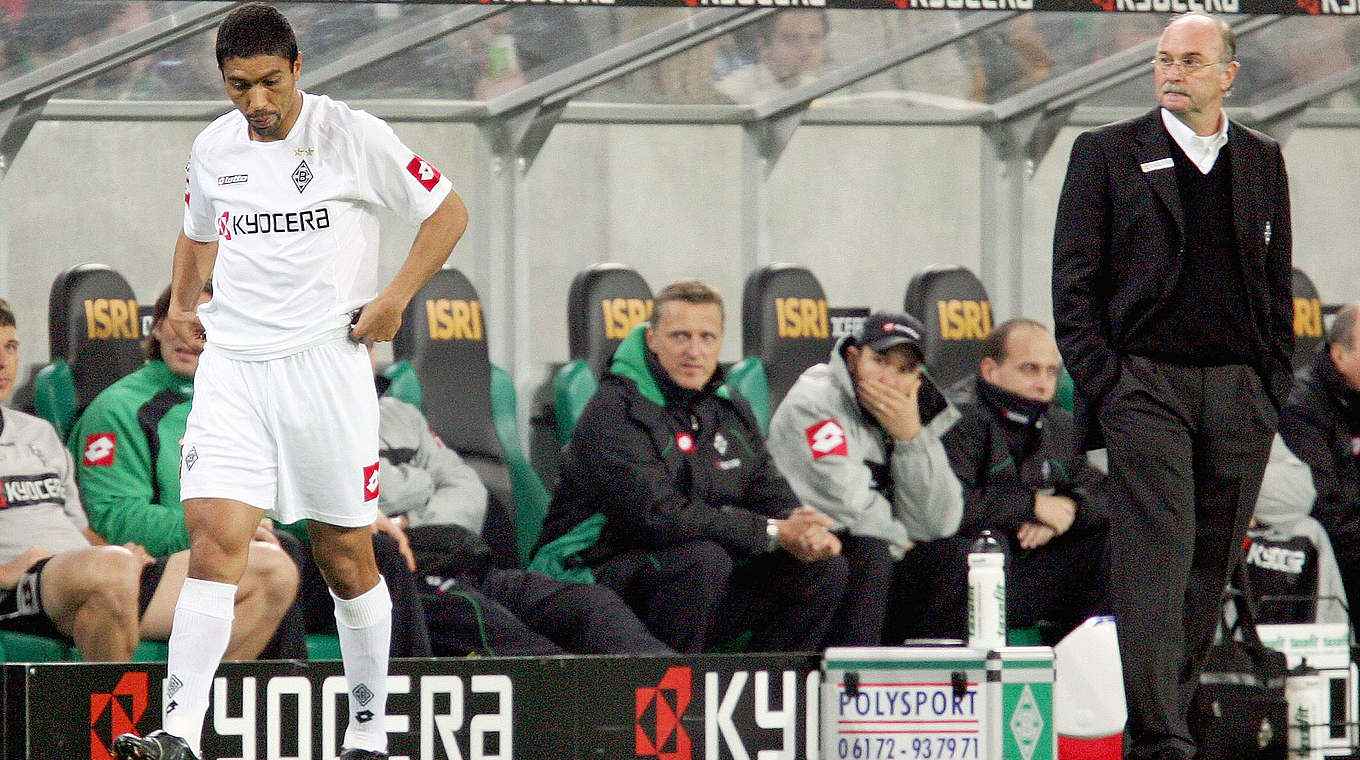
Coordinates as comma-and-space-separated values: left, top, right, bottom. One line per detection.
1052, 13, 1290, 760
1278, 302, 1360, 636
532, 279, 847, 653
940, 318, 1109, 643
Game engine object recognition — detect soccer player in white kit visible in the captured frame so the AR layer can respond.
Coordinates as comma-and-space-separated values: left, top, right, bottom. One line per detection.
112, 5, 468, 760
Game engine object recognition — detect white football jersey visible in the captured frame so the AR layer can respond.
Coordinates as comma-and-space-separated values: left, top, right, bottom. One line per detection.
183, 92, 453, 359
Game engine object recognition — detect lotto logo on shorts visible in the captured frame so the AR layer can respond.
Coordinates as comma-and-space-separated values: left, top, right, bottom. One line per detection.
83, 433, 117, 466
805, 419, 848, 459
363, 462, 380, 501
406, 156, 441, 191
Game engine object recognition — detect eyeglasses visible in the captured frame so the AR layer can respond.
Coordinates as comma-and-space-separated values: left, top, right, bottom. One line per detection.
1151, 56, 1229, 75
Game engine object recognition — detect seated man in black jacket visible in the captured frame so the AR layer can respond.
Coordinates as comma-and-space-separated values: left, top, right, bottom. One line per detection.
532, 279, 847, 653
1278, 301, 1360, 636
925, 318, 1109, 644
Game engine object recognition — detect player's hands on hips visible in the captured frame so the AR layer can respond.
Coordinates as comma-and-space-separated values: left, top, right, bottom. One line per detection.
167, 305, 206, 351
350, 296, 404, 344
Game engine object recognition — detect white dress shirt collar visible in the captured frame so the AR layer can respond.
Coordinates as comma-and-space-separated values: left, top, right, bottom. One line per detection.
1161, 108, 1230, 175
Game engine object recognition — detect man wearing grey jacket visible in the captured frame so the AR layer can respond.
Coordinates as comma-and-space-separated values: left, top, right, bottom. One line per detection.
768, 312, 964, 645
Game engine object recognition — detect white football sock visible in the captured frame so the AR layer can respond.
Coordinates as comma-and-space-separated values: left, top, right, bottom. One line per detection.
332, 577, 392, 753
163, 577, 236, 758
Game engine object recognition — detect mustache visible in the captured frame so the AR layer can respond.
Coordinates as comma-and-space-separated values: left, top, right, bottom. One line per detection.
1161, 84, 1187, 95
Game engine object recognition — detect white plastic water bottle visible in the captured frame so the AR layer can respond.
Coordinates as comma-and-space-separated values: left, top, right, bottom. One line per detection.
967, 530, 1006, 650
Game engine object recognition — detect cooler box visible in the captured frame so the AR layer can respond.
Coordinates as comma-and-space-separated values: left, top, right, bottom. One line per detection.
1256, 622, 1356, 759
822, 646, 1055, 760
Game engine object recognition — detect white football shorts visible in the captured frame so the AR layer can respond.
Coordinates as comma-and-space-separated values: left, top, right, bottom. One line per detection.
180, 337, 380, 527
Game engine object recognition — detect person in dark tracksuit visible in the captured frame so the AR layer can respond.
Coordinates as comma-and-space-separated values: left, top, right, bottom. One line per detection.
1278, 303, 1360, 637
929, 319, 1109, 645
532, 279, 848, 653
1052, 14, 1292, 760
375, 374, 671, 656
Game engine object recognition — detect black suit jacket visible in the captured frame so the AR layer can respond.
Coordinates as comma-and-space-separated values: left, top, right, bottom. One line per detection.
1052, 108, 1293, 449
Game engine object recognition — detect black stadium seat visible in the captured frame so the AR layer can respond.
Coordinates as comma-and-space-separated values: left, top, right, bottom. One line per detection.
34, 264, 146, 439
1291, 267, 1323, 372
904, 264, 995, 389
567, 262, 654, 378
735, 264, 836, 429
552, 264, 653, 445
393, 268, 543, 567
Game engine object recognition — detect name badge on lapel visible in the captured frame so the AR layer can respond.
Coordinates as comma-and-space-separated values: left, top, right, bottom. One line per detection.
1264, 220, 1272, 246
1140, 157, 1175, 173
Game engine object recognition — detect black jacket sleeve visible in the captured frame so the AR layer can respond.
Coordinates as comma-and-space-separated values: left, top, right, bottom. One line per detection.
1279, 394, 1360, 557
942, 412, 1037, 534
1053, 130, 1121, 408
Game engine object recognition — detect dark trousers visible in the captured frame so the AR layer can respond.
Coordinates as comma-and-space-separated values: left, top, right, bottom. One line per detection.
883, 530, 1107, 645
594, 540, 848, 653
420, 567, 673, 656
825, 535, 895, 647
296, 532, 434, 658
1101, 358, 1275, 760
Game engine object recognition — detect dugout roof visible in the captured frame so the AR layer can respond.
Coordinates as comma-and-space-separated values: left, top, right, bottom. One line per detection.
2, 1, 1358, 403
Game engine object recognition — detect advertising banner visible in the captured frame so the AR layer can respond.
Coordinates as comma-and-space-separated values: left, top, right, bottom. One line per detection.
9, 653, 823, 760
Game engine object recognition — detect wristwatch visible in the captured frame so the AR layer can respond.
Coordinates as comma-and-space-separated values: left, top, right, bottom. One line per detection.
766, 518, 781, 552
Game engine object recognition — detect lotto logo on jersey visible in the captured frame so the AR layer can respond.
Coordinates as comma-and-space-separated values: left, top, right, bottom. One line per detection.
84, 433, 117, 466
406, 156, 441, 191
363, 462, 380, 501
805, 419, 847, 459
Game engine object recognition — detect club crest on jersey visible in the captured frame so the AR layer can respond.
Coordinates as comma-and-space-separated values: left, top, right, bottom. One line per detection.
406, 156, 441, 191
83, 433, 117, 467
806, 419, 848, 459
363, 462, 380, 501
292, 160, 313, 194
713, 432, 728, 456
675, 433, 695, 453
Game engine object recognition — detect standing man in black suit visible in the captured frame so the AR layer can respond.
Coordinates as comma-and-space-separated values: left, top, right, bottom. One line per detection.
1052, 12, 1292, 760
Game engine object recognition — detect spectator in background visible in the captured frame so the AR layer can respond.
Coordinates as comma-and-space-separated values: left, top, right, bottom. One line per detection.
716, 11, 830, 103
934, 319, 1109, 644
378, 9, 589, 101
617, 9, 728, 104
967, 15, 1053, 102
374, 350, 671, 656
1279, 302, 1360, 635
532, 278, 848, 653
0, 297, 296, 662
69, 285, 434, 662
767, 312, 963, 646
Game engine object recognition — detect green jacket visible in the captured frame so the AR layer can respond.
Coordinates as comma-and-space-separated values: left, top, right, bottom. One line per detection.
69, 361, 194, 557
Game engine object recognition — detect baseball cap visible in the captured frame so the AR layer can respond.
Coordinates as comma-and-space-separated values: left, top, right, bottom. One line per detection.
858, 311, 925, 359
